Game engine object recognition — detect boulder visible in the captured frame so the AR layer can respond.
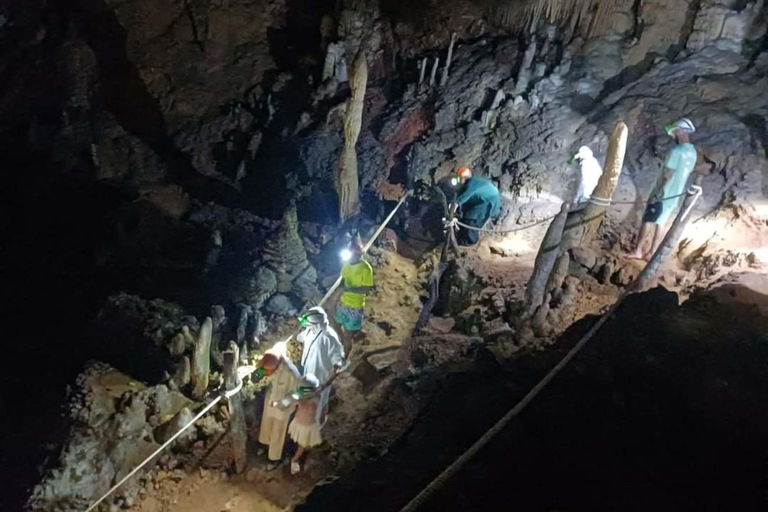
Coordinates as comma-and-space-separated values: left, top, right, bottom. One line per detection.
266, 293, 297, 317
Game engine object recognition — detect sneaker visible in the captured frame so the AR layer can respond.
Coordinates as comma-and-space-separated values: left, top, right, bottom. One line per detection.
290, 461, 301, 475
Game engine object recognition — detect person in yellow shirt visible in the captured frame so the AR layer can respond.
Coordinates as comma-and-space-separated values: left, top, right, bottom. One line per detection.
335, 239, 374, 351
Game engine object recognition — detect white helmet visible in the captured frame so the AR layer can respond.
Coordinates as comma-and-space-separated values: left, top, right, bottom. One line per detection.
574, 146, 593, 161
665, 118, 696, 136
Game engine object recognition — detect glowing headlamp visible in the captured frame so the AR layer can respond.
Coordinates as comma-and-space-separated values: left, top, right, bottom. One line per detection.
298, 314, 310, 327
451, 177, 460, 187
340, 248, 353, 261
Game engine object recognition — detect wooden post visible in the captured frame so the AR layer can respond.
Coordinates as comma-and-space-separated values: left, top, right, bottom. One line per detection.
190, 317, 212, 400
223, 342, 247, 474
633, 182, 702, 292
525, 202, 570, 316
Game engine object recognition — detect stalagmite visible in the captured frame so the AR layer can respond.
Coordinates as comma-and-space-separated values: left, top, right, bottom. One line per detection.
337, 50, 367, 223
548, 122, 628, 293
525, 201, 571, 316
429, 57, 440, 87
514, 40, 537, 95
223, 342, 247, 473
190, 317, 212, 400
236, 304, 252, 362
563, 122, 628, 247
419, 57, 428, 85
440, 33, 457, 87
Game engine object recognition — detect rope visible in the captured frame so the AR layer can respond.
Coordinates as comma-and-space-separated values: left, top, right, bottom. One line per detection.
453, 215, 557, 234
400, 277, 634, 512
400, 184, 705, 512
451, 191, 692, 234
84, 394, 225, 512
587, 191, 688, 206
317, 192, 410, 308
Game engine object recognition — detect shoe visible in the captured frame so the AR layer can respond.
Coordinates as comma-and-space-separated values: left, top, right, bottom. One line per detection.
290, 461, 301, 475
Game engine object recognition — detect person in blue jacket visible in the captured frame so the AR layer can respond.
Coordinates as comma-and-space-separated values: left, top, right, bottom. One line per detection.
453, 167, 501, 246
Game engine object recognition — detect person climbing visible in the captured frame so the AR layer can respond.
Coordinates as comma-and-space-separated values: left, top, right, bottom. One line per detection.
453, 167, 501, 246
256, 348, 301, 470
335, 238, 374, 353
287, 374, 323, 475
296, 306, 345, 429
630, 118, 698, 260
568, 145, 602, 206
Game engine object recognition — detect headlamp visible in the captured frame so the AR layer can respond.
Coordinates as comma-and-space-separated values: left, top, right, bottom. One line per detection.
340, 248, 353, 261
663, 123, 675, 136
298, 314, 310, 327
567, 156, 575, 165
451, 177, 459, 187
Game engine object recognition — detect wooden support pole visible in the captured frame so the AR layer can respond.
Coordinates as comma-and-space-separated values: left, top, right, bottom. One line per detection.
223, 342, 247, 474
632, 181, 702, 292
525, 202, 571, 316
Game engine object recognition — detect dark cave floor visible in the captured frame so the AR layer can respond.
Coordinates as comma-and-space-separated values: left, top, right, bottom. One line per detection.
297, 281, 768, 512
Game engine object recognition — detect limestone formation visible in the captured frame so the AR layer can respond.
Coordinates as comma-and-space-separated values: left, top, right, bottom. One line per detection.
338, 50, 367, 222
440, 33, 458, 87
191, 317, 213, 400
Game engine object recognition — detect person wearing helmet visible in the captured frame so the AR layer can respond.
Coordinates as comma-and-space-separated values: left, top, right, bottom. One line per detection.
569, 145, 602, 205
630, 118, 698, 260
296, 306, 345, 427
335, 237, 374, 352
256, 347, 301, 469
453, 167, 501, 246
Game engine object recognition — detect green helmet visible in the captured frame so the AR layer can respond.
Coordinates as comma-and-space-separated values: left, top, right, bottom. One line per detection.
664, 118, 695, 136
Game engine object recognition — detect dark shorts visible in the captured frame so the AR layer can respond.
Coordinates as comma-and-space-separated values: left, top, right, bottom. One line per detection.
642, 202, 663, 224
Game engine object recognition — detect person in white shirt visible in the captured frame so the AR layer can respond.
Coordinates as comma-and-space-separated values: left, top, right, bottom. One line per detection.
569, 145, 602, 205
257, 348, 301, 469
296, 306, 345, 425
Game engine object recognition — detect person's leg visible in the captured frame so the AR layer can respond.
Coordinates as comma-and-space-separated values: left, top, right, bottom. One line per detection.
291, 445, 305, 474
630, 222, 653, 258
649, 224, 664, 256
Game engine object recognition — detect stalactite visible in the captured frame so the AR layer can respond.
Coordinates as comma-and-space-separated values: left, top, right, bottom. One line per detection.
491, 0, 615, 34
337, 50, 367, 223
